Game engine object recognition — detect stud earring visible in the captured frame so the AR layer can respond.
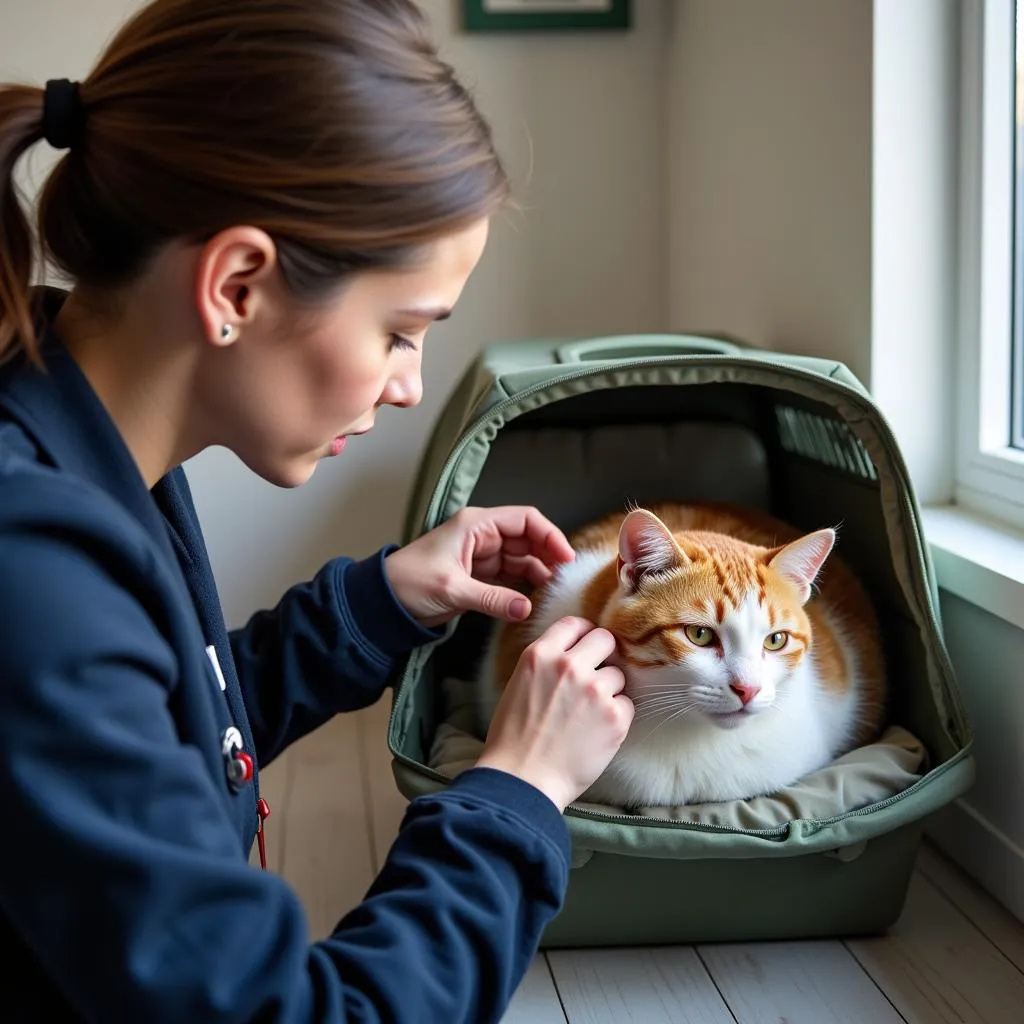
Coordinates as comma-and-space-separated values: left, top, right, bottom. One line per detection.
221, 324, 234, 341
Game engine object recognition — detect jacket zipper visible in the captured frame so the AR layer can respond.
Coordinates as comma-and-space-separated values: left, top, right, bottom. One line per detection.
256, 798, 271, 870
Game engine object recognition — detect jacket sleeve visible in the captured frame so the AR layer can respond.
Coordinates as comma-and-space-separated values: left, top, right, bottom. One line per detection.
230, 545, 440, 764
0, 529, 571, 1024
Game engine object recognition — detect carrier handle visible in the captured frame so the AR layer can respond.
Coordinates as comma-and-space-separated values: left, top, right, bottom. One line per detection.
555, 334, 742, 364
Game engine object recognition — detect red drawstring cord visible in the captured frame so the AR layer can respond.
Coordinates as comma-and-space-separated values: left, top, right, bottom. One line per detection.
256, 798, 271, 870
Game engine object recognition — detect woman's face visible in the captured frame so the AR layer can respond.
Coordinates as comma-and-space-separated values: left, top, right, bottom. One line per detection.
198, 218, 489, 487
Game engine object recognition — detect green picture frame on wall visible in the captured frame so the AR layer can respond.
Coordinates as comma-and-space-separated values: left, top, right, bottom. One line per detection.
462, 0, 631, 33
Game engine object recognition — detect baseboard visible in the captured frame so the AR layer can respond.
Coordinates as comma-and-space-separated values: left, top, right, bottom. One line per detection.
926, 798, 1024, 925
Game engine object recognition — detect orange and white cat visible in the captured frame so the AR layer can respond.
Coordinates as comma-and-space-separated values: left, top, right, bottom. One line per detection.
476, 503, 887, 808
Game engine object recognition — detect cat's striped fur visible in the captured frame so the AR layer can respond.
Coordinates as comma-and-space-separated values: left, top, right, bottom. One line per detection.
476, 502, 887, 808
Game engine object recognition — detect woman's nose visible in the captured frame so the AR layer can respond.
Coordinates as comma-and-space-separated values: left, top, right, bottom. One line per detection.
381, 370, 423, 409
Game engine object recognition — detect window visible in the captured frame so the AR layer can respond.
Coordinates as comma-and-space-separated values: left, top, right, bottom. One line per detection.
955, 0, 1024, 528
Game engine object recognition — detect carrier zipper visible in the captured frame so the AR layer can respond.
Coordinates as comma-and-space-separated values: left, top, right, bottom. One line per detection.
389, 742, 964, 839
399, 353, 970, 838
564, 752, 964, 836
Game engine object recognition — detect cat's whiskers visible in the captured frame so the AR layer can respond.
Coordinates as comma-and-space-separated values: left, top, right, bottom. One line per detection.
632, 694, 699, 711
631, 690, 691, 699
634, 708, 700, 724
635, 701, 703, 739
630, 708, 704, 733
632, 688, 690, 699
626, 688, 692, 696
632, 691, 697, 705
633, 706, 698, 723
632, 709, 694, 723
631, 697, 702, 723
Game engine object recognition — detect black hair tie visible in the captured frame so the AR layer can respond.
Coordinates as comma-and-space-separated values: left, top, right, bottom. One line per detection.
42, 79, 84, 150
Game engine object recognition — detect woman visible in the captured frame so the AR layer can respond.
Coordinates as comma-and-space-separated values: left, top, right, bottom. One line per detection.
0, 1, 634, 1021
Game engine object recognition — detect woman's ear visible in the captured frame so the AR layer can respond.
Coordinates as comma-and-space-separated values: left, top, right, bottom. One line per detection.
193, 227, 278, 347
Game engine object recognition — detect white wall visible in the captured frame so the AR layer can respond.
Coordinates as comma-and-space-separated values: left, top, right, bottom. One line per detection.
665, 0, 873, 382
928, 594, 1024, 920
0, 0, 670, 626
665, 0, 958, 507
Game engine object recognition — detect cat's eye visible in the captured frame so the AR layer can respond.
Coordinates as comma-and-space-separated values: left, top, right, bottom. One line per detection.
684, 625, 716, 647
764, 631, 789, 651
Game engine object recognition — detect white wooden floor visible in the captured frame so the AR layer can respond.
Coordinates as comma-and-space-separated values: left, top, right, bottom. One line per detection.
255, 695, 1024, 1023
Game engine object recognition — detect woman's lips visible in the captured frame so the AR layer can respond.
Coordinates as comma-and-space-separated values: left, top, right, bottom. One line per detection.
325, 425, 372, 458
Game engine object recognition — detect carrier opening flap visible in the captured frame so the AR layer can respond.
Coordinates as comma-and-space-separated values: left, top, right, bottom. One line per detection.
469, 422, 771, 535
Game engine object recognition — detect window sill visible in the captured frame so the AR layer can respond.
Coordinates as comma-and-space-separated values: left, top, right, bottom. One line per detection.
921, 504, 1024, 631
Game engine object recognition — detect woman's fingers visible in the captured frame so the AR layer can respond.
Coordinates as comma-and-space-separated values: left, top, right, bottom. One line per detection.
566, 625, 618, 669
496, 554, 555, 588
478, 616, 633, 813
519, 556, 555, 589
473, 554, 560, 591
468, 506, 575, 566
495, 536, 533, 558
534, 616, 598, 654
593, 665, 628, 697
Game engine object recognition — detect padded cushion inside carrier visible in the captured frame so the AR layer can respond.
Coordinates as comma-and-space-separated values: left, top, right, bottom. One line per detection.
469, 422, 772, 535
428, 678, 927, 828
432, 418, 928, 827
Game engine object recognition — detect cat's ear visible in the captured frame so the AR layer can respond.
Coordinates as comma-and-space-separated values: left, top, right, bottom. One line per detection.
767, 528, 836, 604
617, 509, 685, 592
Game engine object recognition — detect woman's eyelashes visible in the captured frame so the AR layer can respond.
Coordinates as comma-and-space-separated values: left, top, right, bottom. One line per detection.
389, 333, 416, 351
389, 332, 418, 352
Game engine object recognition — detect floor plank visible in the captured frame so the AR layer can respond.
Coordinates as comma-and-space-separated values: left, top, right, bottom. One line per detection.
847, 872, 1024, 1023
916, 841, 1024, 973
697, 940, 904, 1024
548, 948, 736, 1024
278, 713, 375, 941
356, 692, 410, 873
500, 956, 568, 1024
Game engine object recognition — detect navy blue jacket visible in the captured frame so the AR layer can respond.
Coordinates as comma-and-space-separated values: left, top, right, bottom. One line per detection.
0, 290, 570, 1023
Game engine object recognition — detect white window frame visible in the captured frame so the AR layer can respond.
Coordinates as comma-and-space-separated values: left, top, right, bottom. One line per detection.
955, 0, 1024, 529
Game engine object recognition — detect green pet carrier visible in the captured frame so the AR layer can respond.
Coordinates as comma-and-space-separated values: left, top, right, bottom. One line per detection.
387, 333, 974, 948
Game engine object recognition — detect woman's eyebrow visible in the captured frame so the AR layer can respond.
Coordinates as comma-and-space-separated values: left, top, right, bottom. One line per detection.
397, 306, 451, 322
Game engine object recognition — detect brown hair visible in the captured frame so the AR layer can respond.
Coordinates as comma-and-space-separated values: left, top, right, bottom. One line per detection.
0, 0, 508, 367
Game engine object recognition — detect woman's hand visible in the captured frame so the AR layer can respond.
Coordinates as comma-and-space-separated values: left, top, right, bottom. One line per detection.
477, 617, 634, 812
384, 506, 575, 628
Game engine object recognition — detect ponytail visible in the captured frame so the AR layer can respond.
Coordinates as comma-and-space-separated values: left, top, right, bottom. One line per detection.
0, 85, 45, 368
1, 0, 510, 373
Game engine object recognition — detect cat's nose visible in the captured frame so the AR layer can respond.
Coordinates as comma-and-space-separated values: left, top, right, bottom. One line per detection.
729, 681, 761, 706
